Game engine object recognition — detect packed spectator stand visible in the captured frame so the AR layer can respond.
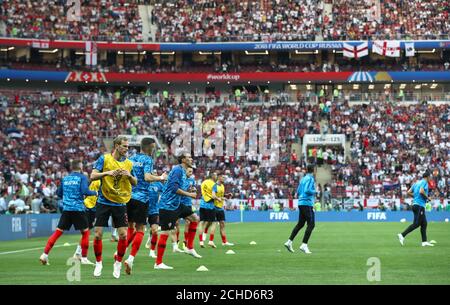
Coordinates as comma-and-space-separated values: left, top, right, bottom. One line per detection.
0, 89, 448, 214
0, 0, 448, 42
0, 0, 144, 42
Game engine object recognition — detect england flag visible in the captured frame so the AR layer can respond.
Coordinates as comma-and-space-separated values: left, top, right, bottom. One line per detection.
373, 41, 401, 57
343, 42, 369, 59
85, 41, 98, 66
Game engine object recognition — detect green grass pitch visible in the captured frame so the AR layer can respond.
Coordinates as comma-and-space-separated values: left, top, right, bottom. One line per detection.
0, 222, 449, 284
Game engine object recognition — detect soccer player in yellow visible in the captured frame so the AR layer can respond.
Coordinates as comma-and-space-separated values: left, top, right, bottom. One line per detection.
198, 172, 218, 248
90, 136, 137, 279
211, 174, 234, 246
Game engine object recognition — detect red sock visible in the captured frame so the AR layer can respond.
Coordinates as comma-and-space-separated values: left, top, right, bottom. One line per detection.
126, 227, 136, 248
156, 234, 168, 265
199, 232, 204, 242
184, 231, 188, 244
116, 238, 127, 262
209, 234, 215, 242
130, 231, 144, 257
93, 238, 102, 262
221, 233, 227, 243
188, 222, 198, 250
176, 230, 180, 243
81, 230, 90, 257
44, 230, 63, 254
151, 232, 158, 251
205, 227, 208, 234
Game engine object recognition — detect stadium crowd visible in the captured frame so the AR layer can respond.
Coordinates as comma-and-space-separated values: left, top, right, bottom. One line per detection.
0, 88, 318, 214
326, 99, 450, 204
154, 0, 449, 42
0, 88, 449, 214
0, 0, 448, 42
0, 0, 144, 42
153, 0, 323, 42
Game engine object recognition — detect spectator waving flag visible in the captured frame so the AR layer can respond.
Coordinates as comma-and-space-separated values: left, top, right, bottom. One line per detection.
383, 179, 400, 191
343, 42, 369, 59
85, 41, 97, 66
372, 41, 401, 57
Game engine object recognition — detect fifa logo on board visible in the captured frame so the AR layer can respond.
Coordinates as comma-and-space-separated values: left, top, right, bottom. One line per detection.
367, 212, 387, 220
269, 212, 289, 220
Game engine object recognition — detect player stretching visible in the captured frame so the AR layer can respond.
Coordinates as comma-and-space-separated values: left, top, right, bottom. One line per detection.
40, 160, 97, 265
398, 170, 435, 247
284, 164, 316, 254
123, 138, 167, 275
155, 153, 201, 270
212, 174, 234, 247
198, 172, 218, 248
90, 136, 137, 279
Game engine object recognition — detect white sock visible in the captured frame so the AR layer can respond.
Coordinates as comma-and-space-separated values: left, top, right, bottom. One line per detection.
127, 255, 134, 263
286, 240, 292, 245
42, 253, 48, 259
75, 245, 82, 255
112, 229, 118, 237
172, 242, 178, 248
301, 243, 308, 247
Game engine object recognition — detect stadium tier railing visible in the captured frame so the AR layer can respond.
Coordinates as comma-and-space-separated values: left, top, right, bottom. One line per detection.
1, 33, 449, 43
347, 93, 450, 104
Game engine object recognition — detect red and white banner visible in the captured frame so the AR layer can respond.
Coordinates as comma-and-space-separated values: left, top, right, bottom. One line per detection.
61, 71, 354, 83
85, 41, 97, 66
65, 72, 107, 82
372, 40, 401, 57
31, 39, 50, 49
343, 42, 368, 58
105, 72, 352, 83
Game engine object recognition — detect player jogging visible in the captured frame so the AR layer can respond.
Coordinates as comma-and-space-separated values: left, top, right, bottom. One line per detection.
212, 174, 234, 247
398, 170, 435, 247
154, 153, 201, 270
73, 179, 100, 261
146, 178, 164, 258
39, 160, 97, 265
123, 138, 167, 275
178, 166, 199, 251
145, 173, 184, 257
284, 164, 316, 254
90, 136, 137, 279
198, 172, 218, 248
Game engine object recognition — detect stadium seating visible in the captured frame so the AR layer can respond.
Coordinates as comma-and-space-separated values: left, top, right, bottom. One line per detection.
1, 0, 447, 42
0, 89, 448, 214
329, 101, 450, 201
0, 0, 143, 42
